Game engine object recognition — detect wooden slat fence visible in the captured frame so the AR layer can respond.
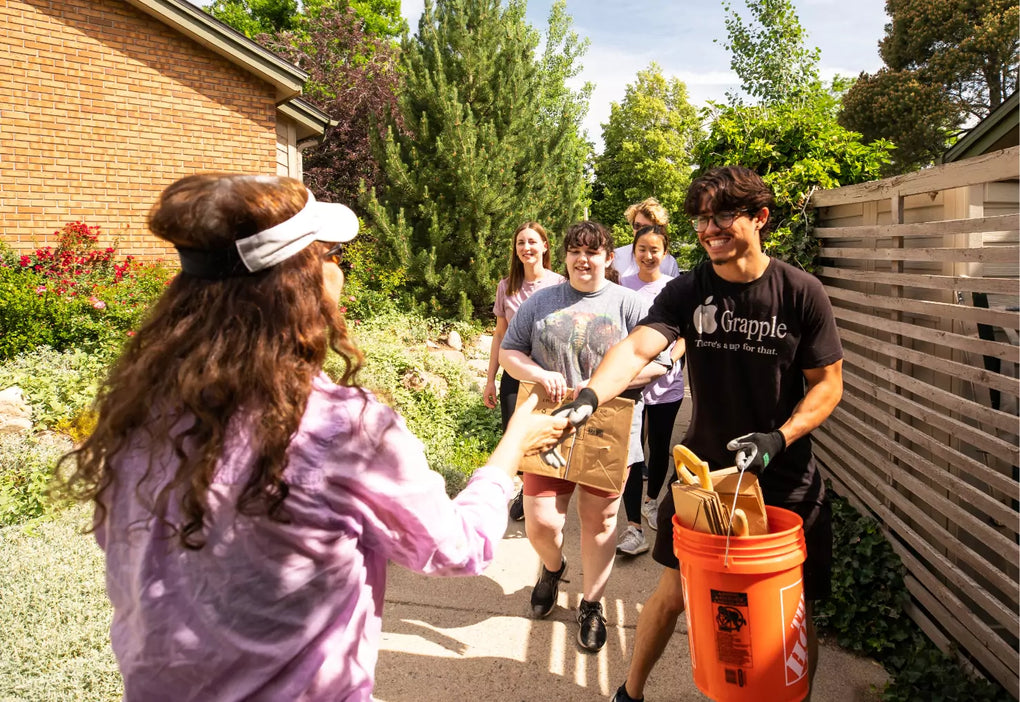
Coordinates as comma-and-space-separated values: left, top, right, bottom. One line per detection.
809, 146, 1020, 695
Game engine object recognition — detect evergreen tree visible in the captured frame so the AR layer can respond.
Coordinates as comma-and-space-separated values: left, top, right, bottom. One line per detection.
840, 0, 1018, 173
589, 63, 700, 244
363, 0, 590, 319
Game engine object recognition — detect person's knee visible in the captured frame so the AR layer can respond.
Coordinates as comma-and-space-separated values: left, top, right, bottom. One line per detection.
651, 568, 686, 617
525, 499, 565, 539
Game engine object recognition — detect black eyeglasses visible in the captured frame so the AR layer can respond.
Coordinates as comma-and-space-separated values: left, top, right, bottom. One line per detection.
689, 209, 751, 232
324, 243, 344, 266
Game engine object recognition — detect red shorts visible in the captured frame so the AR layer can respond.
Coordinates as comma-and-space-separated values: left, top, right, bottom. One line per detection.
522, 472, 620, 499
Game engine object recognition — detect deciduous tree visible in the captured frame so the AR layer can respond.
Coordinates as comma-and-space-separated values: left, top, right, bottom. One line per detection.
720, 0, 821, 105
266, 6, 401, 206
694, 93, 893, 270
589, 64, 700, 244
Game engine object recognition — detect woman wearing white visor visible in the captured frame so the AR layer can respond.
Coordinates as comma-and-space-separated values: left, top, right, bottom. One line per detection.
62, 173, 567, 702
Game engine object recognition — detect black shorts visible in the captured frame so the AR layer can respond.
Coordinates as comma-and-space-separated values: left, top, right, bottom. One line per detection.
652, 489, 833, 601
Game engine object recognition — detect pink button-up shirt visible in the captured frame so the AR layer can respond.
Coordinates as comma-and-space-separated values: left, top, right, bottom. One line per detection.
96, 374, 514, 701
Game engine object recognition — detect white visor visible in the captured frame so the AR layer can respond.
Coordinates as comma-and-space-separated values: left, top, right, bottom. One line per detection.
235, 190, 359, 272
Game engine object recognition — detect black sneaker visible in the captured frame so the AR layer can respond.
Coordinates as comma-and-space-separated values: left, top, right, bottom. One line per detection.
530, 558, 568, 618
577, 599, 607, 652
508, 487, 525, 521
612, 682, 643, 702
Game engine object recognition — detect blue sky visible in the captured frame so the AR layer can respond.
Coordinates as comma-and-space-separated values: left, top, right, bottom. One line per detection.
401, 0, 890, 149
190, 0, 891, 151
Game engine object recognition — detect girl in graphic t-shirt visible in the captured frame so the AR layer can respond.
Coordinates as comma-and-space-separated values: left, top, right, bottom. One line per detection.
483, 222, 565, 519
499, 221, 669, 653
616, 225, 686, 557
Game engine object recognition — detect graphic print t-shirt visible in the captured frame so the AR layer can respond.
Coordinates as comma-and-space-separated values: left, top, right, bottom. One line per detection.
639, 259, 843, 503
502, 281, 666, 465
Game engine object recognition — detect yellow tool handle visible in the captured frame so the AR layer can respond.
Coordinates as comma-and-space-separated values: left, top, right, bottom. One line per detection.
729, 508, 749, 537
673, 444, 713, 490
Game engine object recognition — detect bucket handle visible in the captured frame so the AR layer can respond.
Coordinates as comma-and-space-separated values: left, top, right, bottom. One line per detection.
722, 465, 751, 566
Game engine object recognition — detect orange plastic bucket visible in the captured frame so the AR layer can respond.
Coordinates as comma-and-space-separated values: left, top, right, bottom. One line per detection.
673, 505, 809, 702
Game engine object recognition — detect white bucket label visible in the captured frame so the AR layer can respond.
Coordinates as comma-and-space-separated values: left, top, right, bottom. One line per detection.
710, 589, 752, 669
780, 580, 808, 685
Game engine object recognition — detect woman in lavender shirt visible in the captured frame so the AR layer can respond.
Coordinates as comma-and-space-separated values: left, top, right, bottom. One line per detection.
61, 174, 566, 702
616, 225, 687, 557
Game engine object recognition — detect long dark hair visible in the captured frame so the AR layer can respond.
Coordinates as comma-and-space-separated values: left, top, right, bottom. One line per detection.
506, 221, 552, 297
61, 174, 363, 549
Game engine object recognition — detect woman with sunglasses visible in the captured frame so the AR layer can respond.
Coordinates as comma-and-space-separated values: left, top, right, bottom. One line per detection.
483, 221, 565, 520
61, 174, 567, 702
615, 224, 686, 557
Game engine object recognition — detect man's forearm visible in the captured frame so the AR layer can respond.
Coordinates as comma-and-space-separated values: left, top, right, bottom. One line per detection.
778, 361, 843, 445
587, 328, 666, 403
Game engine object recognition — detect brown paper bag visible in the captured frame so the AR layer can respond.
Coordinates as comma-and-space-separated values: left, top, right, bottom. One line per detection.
710, 467, 769, 535
671, 445, 769, 536
515, 382, 635, 493
671, 481, 727, 534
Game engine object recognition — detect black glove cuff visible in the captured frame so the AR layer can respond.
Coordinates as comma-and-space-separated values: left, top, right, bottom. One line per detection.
576, 387, 599, 412
769, 430, 786, 453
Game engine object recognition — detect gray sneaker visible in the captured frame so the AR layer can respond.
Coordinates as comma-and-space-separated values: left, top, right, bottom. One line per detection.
641, 500, 658, 531
616, 525, 649, 555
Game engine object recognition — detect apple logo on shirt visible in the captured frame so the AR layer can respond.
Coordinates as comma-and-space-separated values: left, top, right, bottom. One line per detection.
693, 296, 718, 335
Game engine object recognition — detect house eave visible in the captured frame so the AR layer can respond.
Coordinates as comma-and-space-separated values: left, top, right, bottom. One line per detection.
278, 97, 336, 143
123, 0, 307, 101
943, 91, 1020, 163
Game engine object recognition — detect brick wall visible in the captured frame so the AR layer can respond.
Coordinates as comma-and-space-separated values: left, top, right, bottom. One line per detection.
0, 0, 280, 259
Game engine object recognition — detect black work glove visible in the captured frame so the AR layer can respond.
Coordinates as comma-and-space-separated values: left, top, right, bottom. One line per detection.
540, 388, 599, 468
726, 430, 785, 475
552, 387, 599, 427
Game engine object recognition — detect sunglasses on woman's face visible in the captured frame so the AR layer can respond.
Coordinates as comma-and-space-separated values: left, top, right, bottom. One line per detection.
324, 243, 344, 266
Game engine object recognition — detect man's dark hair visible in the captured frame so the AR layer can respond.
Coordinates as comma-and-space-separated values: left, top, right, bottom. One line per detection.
685, 166, 778, 238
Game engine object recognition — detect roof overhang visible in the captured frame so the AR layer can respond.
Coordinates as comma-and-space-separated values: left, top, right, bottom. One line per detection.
123, 0, 307, 101
278, 97, 336, 144
943, 91, 1020, 163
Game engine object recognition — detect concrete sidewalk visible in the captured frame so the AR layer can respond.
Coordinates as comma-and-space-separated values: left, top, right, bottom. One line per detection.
373, 508, 889, 701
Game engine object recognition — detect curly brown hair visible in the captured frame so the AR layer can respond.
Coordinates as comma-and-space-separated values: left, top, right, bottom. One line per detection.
61, 174, 363, 549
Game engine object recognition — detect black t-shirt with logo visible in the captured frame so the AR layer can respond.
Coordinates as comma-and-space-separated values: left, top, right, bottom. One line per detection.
640, 258, 843, 504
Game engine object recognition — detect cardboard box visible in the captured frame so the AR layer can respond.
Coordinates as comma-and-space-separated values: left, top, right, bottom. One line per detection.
669, 469, 767, 534
515, 382, 635, 493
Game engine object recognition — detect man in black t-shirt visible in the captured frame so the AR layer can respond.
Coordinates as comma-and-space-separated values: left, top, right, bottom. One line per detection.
558, 166, 843, 702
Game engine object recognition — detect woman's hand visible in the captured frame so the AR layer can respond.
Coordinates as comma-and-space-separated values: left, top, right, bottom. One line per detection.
537, 370, 569, 404
483, 379, 498, 409
488, 394, 570, 477
504, 394, 570, 456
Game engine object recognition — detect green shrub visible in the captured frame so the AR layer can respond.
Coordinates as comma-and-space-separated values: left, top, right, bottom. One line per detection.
818, 490, 1011, 701
338, 238, 410, 320
325, 311, 500, 493
0, 432, 72, 527
0, 222, 174, 360
0, 347, 111, 430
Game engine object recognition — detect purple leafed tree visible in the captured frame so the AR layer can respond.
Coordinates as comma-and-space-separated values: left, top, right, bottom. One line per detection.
266, 6, 402, 206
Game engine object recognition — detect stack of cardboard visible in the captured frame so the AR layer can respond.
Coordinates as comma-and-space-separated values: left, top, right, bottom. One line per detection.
670, 445, 769, 536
